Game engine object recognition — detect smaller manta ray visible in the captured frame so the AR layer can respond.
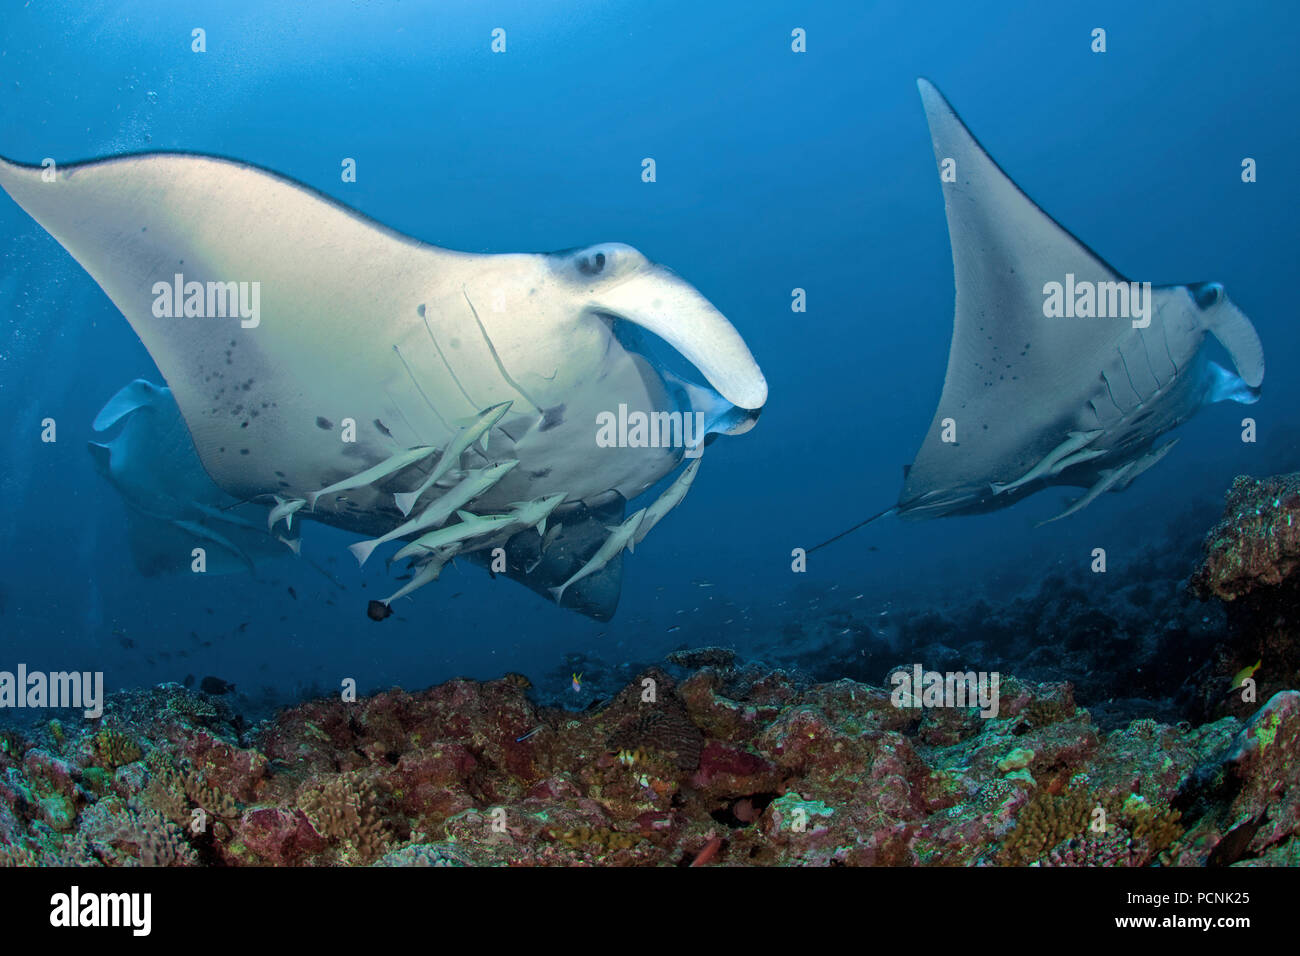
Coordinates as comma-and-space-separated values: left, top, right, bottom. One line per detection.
811, 79, 1264, 551
88, 379, 297, 574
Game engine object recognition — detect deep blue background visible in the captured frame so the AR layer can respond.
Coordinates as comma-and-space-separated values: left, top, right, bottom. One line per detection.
1, 0, 1296, 705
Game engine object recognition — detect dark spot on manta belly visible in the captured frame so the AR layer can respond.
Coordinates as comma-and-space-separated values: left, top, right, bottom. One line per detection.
539, 404, 566, 432
529, 468, 552, 479
240, 449, 250, 455
317, 417, 333, 430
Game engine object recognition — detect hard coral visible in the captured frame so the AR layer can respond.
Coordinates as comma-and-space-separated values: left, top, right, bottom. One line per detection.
998, 788, 1096, 865
1192, 473, 1300, 601
298, 775, 389, 863
90, 729, 142, 770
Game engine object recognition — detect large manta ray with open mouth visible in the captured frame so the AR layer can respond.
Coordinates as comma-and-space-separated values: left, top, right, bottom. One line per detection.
0, 152, 768, 620
811, 79, 1264, 552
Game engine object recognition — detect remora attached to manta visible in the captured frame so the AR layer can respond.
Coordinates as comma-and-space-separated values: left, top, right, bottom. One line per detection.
813, 79, 1264, 550
0, 151, 767, 619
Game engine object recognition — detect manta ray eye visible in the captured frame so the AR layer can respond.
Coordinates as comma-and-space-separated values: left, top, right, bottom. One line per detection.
1191, 282, 1224, 309
577, 251, 607, 276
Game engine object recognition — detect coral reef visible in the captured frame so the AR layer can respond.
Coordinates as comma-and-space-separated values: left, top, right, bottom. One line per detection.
1191, 473, 1300, 601
0, 662, 1296, 867
1187, 474, 1300, 721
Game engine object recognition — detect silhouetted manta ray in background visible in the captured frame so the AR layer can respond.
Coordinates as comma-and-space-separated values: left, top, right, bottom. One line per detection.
0, 152, 767, 620
810, 78, 1264, 552
88, 378, 298, 576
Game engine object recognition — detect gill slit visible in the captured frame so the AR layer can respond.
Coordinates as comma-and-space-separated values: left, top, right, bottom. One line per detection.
1116, 346, 1143, 406
1099, 370, 1124, 415
462, 287, 544, 414
421, 305, 479, 410
392, 344, 452, 433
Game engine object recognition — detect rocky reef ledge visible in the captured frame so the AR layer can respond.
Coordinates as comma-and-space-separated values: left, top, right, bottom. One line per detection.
1, 662, 1296, 866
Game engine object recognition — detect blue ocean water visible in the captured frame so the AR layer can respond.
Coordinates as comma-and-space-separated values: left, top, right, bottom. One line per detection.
0, 0, 1296, 706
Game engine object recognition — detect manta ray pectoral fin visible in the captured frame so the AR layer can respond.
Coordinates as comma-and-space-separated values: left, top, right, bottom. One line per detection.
902, 80, 1142, 516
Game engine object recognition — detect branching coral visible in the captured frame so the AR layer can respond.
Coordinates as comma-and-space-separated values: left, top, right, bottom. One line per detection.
552, 826, 641, 851
141, 754, 239, 825
1124, 801, 1183, 855
90, 729, 142, 769
299, 776, 389, 863
81, 799, 197, 867
997, 788, 1096, 865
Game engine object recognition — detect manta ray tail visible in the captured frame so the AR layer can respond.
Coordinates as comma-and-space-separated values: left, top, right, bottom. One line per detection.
806, 506, 898, 554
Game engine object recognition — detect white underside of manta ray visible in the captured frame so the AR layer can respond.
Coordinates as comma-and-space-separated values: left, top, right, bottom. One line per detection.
0, 151, 767, 619
813, 79, 1264, 551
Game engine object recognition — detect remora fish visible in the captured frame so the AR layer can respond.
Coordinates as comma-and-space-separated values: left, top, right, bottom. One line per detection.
380, 545, 461, 605
393, 402, 512, 516
550, 509, 646, 606
633, 457, 701, 545
391, 510, 518, 563
307, 445, 437, 511
348, 459, 519, 566
267, 495, 307, 532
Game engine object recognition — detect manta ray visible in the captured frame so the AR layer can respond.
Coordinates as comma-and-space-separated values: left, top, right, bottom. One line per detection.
812, 79, 1264, 551
89, 378, 299, 575
0, 152, 767, 619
